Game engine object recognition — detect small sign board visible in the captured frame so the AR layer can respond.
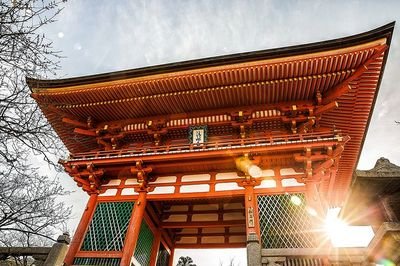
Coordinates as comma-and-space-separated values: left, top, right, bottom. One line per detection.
247, 207, 255, 228
188, 125, 208, 145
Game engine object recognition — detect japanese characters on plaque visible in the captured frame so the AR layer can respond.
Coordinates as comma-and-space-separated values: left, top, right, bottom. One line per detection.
189, 125, 208, 145
247, 207, 255, 228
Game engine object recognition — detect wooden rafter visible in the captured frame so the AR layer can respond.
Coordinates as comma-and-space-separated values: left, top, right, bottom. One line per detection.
322, 44, 387, 104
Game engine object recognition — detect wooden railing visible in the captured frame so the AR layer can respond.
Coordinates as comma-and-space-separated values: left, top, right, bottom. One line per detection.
68, 131, 341, 161
261, 248, 367, 266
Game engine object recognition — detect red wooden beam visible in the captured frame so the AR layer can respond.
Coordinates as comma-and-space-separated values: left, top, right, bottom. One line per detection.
67, 138, 341, 166
161, 220, 245, 228
314, 101, 338, 116
294, 153, 329, 162
64, 194, 98, 265
322, 45, 387, 104
176, 232, 245, 237
74, 128, 97, 137
165, 209, 244, 215
74, 251, 122, 258
62, 117, 88, 129
174, 243, 245, 249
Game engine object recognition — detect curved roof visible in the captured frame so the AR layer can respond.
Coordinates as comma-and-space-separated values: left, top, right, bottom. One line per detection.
30, 23, 394, 205
27, 22, 394, 89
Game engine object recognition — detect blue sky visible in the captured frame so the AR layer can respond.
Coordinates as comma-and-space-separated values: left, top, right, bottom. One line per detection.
40, 1, 400, 265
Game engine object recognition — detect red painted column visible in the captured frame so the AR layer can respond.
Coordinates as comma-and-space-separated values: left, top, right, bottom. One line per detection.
120, 191, 147, 266
243, 182, 261, 266
168, 248, 175, 266
149, 230, 161, 265
305, 181, 330, 250
64, 193, 98, 265
305, 181, 324, 217
244, 184, 260, 237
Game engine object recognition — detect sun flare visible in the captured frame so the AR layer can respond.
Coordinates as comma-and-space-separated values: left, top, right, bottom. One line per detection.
324, 208, 375, 247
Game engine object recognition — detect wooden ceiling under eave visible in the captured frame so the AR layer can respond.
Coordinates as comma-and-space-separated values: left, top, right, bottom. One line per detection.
28, 23, 394, 206
33, 47, 373, 121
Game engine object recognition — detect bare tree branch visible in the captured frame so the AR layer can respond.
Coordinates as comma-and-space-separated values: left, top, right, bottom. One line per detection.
0, 0, 70, 247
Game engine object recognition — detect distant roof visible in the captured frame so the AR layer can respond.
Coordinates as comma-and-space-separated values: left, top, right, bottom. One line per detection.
341, 158, 400, 225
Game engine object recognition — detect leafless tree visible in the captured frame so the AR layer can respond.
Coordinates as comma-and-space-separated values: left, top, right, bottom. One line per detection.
219, 258, 239, 266
0, 0, 70, 248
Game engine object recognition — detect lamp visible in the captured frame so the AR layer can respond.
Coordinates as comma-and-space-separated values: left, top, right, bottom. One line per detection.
235, 155, 262, 178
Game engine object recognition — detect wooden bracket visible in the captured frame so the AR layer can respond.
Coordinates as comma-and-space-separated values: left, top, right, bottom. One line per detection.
62, 162, 105, 194
315, 90, 322, 106
231, 110, 253, 138
281, 101, 338, 133
290, 105, 298, 117
96, 132, 125, 150
146, 119, 168, 145
236, 176, 262, 188
72, 120, 126, 150
131, 161, 153, 191
294, 135, 347, 184
231, 110, 252, 123
147, 119, 167, 131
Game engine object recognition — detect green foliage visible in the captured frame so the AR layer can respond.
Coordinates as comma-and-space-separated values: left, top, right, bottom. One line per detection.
176, 256, 196, 266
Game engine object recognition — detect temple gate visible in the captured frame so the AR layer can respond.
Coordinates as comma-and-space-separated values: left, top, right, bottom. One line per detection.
28, 23, 394, 265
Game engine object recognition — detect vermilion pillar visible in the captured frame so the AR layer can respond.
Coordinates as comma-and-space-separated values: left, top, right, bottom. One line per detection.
305, 181, 325, 217
244, 184, 260, 237
120, 191, 147, 266
244, 183, 261, 266
244, 185, 255, 234
168, 248, 174, 266
149, 230, 161, 265
64, 193, 98, 265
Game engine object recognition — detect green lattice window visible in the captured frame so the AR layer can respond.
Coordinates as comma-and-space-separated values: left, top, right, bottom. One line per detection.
133, 220, 154, 266
156, 243, 170, 266
81, 201, 134, 251
258, 193, 316, 248
73, 257, 121, 265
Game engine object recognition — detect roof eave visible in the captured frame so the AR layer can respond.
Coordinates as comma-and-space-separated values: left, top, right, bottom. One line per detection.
26, 22, 395, 90
351, 22, 395, 194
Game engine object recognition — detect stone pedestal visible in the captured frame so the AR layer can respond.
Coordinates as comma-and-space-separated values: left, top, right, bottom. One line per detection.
44, 233, 71, 266
247, 232, 261, 266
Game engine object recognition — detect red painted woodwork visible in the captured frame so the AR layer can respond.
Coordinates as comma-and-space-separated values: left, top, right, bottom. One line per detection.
121, 191, 147, 266
64, 193, 98, 265
174, 243, 246, 249
28, 24, 394, 263
244, 185, 260, 238
74, 251, 122, 258
168, 248, 174, 266
149, 231, 161, 265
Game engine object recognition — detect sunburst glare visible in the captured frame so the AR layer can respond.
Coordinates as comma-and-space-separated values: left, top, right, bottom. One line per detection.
324, 208, 374, 247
